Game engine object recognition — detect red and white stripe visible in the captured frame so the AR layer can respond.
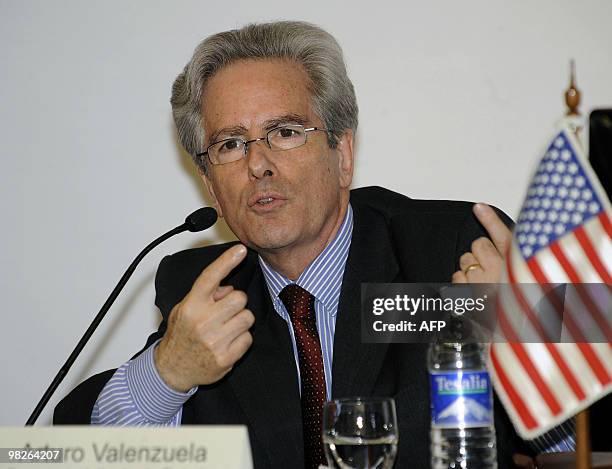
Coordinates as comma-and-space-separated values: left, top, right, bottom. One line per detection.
489, 214, 612, 439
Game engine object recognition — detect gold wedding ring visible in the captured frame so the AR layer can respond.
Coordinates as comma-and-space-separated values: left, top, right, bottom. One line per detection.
464, 263, 482, 274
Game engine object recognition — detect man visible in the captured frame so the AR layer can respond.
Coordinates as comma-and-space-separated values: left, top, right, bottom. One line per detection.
55, 21, 570, 468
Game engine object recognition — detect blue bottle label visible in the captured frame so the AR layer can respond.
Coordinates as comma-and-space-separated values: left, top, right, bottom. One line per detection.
430, 370, 493, 428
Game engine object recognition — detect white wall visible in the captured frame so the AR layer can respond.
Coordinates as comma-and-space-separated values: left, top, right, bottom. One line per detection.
1, 0, 610, 425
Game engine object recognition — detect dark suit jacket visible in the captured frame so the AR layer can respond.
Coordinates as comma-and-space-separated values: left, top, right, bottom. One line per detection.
55, 186, 530, 468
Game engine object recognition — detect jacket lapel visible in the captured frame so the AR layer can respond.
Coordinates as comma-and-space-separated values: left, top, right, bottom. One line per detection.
228, 260, 305, 467
332, 201, 401, 399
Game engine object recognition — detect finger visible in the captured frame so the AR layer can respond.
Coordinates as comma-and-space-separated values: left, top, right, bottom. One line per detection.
226, 330, 254, 362
218, 309, 255, 347
471, 237, 502, 271
459, 252, 479, 272
213, 285, 234, 301
191, 244, 247, 299
452, 270, 468, 283
214, 290, 249, 322
473, 203, 512, 256
465, 266, 488, 283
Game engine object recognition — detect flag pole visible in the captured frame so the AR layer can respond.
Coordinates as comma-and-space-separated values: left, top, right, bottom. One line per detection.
576, 410, 591, 469
565, 59, 580, 117
564, 59, 591, 469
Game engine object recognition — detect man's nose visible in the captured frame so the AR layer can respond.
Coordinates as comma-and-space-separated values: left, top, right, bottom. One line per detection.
246, 138, 276, 180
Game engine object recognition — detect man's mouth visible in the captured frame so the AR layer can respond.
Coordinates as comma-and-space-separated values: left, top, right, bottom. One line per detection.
248, 192, 286, 208
257, 197, 274, 205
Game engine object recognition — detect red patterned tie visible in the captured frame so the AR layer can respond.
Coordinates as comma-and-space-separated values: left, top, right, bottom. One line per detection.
279, 284, 327, 469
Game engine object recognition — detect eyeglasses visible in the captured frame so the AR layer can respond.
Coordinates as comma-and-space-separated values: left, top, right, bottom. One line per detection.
196, 124, 333, 166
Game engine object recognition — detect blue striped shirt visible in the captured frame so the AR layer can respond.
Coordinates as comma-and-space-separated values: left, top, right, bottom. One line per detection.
92, 339, 194, 426
258, 204, 353, 400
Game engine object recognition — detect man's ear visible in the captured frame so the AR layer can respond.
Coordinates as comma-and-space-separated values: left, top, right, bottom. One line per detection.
336, 129, 354, 189
199, 168, 224, 218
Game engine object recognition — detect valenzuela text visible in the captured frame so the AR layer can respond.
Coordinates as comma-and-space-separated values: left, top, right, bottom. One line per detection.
47, 443, 207, 464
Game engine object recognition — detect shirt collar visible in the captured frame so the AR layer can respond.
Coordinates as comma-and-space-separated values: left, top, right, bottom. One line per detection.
258, 204, 353, 314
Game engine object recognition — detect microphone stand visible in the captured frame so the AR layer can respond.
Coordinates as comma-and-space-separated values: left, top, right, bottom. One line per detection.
26, 208, 216, 425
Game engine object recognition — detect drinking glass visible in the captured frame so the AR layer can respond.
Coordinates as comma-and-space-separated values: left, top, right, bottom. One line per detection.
322, 397, 398, 469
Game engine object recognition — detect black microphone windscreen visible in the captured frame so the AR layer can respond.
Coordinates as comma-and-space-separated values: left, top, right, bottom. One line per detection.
185, 207, 218, 232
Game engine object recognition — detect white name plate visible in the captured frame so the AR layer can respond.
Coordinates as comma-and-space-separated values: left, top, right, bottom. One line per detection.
0, 426, 253, 468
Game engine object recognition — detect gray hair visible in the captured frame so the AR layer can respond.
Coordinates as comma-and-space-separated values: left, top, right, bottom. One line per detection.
170, 21, 358, 173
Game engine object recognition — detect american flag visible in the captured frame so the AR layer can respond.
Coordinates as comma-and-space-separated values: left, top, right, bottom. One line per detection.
488, 122, 612, 439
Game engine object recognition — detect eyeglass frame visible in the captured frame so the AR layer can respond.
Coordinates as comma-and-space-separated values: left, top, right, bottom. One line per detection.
195, 124, 335, 166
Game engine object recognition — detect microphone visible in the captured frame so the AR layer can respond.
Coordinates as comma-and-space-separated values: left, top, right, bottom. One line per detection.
185, 206, 218, 232
25, 207, 218, 425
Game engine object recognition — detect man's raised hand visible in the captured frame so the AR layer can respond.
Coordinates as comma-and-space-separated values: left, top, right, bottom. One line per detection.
154, 244, 254, 392
452, 203, 512, 284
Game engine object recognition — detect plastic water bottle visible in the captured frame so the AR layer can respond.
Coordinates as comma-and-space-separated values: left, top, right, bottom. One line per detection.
428, 342, 497, 469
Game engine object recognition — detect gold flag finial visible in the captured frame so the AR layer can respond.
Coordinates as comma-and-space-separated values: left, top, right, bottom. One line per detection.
565, 59, 581, 116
